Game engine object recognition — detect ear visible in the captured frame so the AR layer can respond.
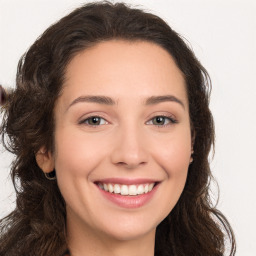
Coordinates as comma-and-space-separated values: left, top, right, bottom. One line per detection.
35, 147, 55, 173
190, 129, 196, 163
191, 127, 196, 149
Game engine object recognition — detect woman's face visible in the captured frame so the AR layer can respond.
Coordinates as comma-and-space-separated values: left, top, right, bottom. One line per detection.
49, 40, 192, 241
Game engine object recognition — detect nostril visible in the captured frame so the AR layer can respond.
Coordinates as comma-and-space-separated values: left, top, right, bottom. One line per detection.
115, 161, 147, 169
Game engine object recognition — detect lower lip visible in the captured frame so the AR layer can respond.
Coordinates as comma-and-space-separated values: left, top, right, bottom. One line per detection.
96, 184, 159, 209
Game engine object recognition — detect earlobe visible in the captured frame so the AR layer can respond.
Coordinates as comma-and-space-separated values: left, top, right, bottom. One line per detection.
191, 128, 196, 146
189, 149, 194, 164
35, 147, 55, 173
190, 129, 196, 164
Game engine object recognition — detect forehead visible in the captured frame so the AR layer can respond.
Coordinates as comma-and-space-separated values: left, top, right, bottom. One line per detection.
61, 40, 188, 108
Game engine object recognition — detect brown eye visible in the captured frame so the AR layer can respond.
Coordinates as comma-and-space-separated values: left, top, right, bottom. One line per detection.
147, 115, 177, 127
80, 116, 108, 126
152, 116, 166, 125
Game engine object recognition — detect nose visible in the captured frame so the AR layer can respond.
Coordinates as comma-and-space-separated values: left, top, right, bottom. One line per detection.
110, 124, 148, 169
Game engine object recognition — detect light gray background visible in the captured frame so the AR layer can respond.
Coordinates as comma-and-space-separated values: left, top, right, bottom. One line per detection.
0, 0, 255, 255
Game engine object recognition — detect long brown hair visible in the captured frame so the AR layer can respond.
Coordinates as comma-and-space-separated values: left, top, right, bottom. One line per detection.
0, 1, 236, 255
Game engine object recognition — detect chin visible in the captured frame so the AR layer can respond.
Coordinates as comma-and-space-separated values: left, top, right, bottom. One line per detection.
102, 224, 156, 242
92, 211, 161, 242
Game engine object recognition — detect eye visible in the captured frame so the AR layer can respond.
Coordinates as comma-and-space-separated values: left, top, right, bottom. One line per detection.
79, 116, 108, 126
147, 115, 177, 126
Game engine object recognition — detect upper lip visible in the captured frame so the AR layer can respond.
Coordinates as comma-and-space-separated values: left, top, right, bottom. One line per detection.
95, 178, 160, 185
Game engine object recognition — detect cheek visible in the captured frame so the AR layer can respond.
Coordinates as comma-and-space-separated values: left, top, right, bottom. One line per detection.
154, 129, 191, 174
160, 138, 190, 188
53, 128, 108, 212
54, 127, 109, 182
151, 128, 191, 210
157, 159, 189, 218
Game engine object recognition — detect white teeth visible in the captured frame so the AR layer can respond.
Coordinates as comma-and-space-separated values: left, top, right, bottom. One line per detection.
121, 185, 129, 195
128, 185, 137, 195
148, 183, 154, 191
137, 184, 144, 194
108, 184, 114, 193
103, 183, 108, 192
98, 182, 156, 196
114, 184, 121, 194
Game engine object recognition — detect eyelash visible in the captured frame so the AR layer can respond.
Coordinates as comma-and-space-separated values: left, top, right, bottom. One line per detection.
146, 115, 178, 127
79, 116, 108, 126
79, 115, 177, 128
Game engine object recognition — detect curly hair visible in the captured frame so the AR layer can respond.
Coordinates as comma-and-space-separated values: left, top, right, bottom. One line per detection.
0, 1, 236, 255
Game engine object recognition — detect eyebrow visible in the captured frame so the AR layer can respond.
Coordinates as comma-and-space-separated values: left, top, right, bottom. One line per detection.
67, 94, 185, 111
145, 95, 185, 108
68, 95, 116, 110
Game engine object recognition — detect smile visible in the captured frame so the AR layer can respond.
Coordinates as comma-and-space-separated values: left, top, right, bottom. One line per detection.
97, 183, 155, 196
95, 178, 160, 208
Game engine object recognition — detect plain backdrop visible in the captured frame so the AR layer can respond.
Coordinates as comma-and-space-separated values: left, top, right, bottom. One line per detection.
0, 0, 255, 255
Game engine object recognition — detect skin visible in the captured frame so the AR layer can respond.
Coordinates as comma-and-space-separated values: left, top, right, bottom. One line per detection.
36, 40, 192, 256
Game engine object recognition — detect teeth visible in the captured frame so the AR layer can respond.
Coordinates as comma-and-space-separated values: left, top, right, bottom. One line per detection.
148, 183, 154, 191
108, 184, 114, 193
103, 183, 108, 192
137, 184, 144, 194
114, 184, 121, 194
98, 182, 155, 196
128, 185, 137, 195
121, 185, 128, 195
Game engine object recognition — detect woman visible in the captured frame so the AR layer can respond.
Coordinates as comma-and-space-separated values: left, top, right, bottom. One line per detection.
0, 2, 236, 256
